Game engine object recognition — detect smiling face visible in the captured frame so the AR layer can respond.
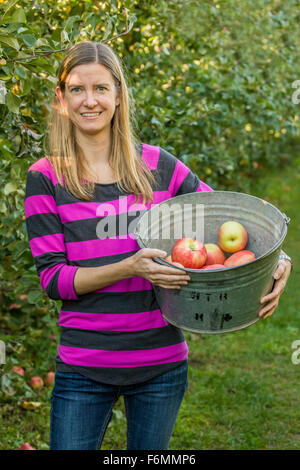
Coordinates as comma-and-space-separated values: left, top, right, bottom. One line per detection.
55, 62, 120, 138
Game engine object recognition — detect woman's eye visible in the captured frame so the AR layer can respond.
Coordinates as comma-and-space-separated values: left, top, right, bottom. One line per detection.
97, 86, 105, 92
71, 87, 81, 93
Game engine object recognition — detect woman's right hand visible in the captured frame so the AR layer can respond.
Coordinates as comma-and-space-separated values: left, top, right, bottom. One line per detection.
128, 248, 191, 290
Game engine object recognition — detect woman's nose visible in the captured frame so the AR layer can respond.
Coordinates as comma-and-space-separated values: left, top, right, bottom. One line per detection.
83, 92, 97, 106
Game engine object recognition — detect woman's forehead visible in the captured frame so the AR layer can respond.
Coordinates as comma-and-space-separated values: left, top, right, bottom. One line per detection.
66, 63, 114, 85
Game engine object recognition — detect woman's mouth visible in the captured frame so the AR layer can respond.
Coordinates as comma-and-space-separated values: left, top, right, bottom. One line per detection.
81, 112, 102, 119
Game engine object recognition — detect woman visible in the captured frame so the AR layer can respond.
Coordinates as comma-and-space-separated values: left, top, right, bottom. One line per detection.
24, 41, 292, 450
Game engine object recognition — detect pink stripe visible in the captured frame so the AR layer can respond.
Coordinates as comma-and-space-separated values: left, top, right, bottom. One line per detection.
168, 160, 190, 195
94, 276, 152, 293
30, 233, 65, 257
28, 158, 62, 186
59, 309, 169, 331
58, 191, 171, 224
39, 263, 65, 290
58, 341, 188, 368
58, 265, 79, 300
141, 143, 160, 170
24, 194, 57, 217
66, 235, 139, 261
196, 181, 214, 192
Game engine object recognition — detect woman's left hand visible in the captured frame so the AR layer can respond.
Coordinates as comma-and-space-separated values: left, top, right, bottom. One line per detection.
259, 259, 292, 319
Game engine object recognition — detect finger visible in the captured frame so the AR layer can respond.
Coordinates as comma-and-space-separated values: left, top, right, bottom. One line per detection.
260, 305, 277, 319
142, 248, 167, 258
152, 273, 190, 283
152, 264, 191, 277
259, 298, 278, 317
156, 284, 182, 290
260, 280, 285, 303
259, 309, 275, 319
273, 261, 286, 280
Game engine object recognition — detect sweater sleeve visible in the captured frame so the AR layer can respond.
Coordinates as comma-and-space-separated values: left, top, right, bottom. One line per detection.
158, 147, 214, 196
24, 160, 79, 301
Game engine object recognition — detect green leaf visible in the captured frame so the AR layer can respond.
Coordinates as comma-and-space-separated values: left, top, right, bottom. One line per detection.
0, 36, 20, 50
20, 34, 36, 47
4, 182, 17, 195
103, 17, 113, 41
27, 290, 43, 304
15, 66, 27, 79
19, 78, 31, 95
11, 7, 27, 24
5, 92, 20, 113
1, 0, 18, 19
34, 38, 51, 48
64, 15, 81, 33
128, 14, 137, 31
0, 201, 6, 213
61, 30, 69, 44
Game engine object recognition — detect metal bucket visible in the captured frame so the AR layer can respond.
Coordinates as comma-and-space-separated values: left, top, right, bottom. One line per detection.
134, 191, 289, 334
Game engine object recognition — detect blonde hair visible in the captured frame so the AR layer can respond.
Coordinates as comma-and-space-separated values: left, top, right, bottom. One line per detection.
45, 41, 156, 204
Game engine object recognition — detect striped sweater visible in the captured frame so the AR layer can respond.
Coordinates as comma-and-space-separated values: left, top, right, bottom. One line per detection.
24, 143, 213, 386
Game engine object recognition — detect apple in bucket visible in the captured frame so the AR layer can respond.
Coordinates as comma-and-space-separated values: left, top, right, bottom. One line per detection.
164, 255, 185, 269
224, 250, 256, 267
218, 220, 248, 253
204, 243, 226, 265
171, 238, 207, 269
201, 264, 225, 270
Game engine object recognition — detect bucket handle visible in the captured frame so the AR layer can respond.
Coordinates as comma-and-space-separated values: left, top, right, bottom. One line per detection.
282, 213, 290, 225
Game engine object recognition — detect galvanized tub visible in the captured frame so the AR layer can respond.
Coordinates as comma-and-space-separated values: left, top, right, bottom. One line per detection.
134, 191, 289, 334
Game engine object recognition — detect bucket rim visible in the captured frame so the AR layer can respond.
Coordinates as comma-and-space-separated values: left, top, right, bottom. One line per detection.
134, 190, 289, 273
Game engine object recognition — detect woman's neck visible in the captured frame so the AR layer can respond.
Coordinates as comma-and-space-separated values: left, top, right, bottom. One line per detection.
76, 128, 112, 166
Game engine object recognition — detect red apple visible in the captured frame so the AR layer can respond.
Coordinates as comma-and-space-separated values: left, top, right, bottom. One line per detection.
224, 250, 256, 267
19, 442, 36, 450
171, 238, 207, 269
29, 376, 44, 390
218, 220, 248, 253
204, 243, 226, 265
172, 262, 185, 268
13, 366, 25, 376
201, 264, 225, 270
49, 333, 57, 343
45, 371, 55, 386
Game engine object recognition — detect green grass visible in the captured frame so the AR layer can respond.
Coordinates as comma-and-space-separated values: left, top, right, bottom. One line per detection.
1, 157, 300, 450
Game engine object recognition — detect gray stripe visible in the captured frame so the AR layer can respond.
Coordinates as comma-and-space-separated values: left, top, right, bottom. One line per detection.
60, 324, 185, 351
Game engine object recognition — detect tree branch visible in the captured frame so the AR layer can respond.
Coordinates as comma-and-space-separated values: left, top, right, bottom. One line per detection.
4, 11, 133, 64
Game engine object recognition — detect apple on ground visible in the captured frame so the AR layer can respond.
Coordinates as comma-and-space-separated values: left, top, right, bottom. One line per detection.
29, 376, 44, 390
49, 333, 57, 343
218, 220, 248, 253
13, 366, 25, 376
171, 238, 207, 269
204, 243, 226, 265
19, 443, 36, 450
201, 264, 225, 270
224, 250, 256, 267
45, 371, 55, 386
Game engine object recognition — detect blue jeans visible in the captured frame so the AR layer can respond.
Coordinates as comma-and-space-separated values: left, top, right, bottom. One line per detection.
50, 361, 188, 450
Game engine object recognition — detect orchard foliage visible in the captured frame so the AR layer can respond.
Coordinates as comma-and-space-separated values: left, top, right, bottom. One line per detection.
0, 0, 299, 378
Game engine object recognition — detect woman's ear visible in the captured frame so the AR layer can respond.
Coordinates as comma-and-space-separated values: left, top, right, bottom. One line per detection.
55, 86, 65, 106
115, 94, 120, 107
